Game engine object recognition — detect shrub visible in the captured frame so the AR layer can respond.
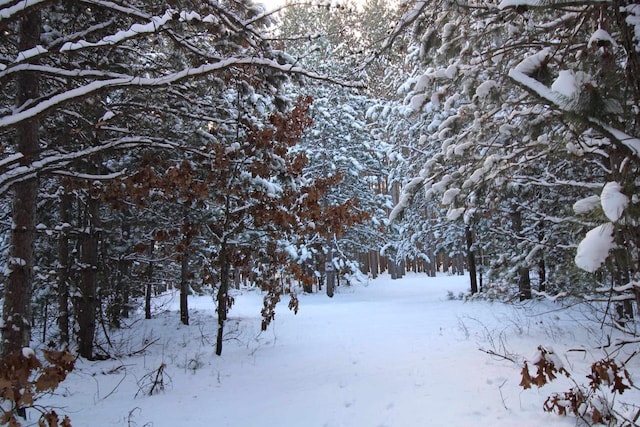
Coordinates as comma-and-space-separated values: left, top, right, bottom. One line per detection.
0, 349, 74, 426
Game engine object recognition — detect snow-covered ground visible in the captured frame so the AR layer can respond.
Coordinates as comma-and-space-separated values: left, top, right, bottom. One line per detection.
35, 274, 638, 426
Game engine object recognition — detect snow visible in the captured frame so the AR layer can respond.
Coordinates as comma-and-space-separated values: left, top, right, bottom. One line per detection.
22, 347, 35, 358
622, 4, 640, 52
498, 0, 543, 9
99, 111, 116, 122
441, 187, 460, 205
446, 206, 465, 221
588, 29, 617, 48
0, 0, 48, 21
0, 58, 362, 129
60, 10, 176, 52
574, 222, 615, 272
476, 80, 497, 99
409, 93, 428, 111
550, 70, 578, 98
600, 181, 628, 222
34, 273, 630, 427
14, 45, 47, 62
572, 195, 600, 215
509, 52, 640, 159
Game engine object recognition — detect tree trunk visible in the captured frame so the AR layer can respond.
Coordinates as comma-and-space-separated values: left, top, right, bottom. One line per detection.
442, 251, 450, 274
77, 191, 100, 359
427, 248, 436, 277
180, 249, 190, 326
537, 226, 546, 293
145, 241, 154, 320
2, 11, 41, 358
369, 250, 378, 279
465, 226, 478, 294
612, 244, 633, 320
360, 252, 370, 276
216, 242, 230, 356
326, 245, 335, 298
57, 182, 72, 346
389, 258, 397, 279
538, 257, 546, 293
511, 208, 532, 301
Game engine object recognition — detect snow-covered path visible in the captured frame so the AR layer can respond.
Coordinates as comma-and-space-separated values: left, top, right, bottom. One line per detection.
42, 274, 600, 426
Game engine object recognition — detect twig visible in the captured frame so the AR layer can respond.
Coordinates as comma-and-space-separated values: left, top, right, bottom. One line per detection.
479, 347, 517, 363
99, 369, 128, 401
498, 379, 509, 410
127, 338, 160, 357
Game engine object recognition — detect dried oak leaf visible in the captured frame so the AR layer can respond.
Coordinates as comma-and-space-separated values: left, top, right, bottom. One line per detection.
519, 362, 532, 389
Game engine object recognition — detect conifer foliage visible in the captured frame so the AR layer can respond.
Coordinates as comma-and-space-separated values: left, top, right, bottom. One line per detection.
0, 0, 362, 362
379, 0, 640, 310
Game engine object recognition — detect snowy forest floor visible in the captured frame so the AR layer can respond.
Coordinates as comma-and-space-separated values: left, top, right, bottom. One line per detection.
35, 274, 639, 427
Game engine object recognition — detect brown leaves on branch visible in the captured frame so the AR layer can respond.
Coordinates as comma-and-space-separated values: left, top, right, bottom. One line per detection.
0, 350, 74, 426
519, 346, 636, 425
101, 94, 368, 338
519, 346, 569, 390
587, 358, 634, 394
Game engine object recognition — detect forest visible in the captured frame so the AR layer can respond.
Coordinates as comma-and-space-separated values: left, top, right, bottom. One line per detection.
0, 0, 639, 425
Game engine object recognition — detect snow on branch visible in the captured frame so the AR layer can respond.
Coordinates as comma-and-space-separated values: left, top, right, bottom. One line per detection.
59, 10, 175, 52
498, 0, 608, 10
369, 0, 428, 62
0, 64, 131, 81
508, 51, 640, 158
0, 57, 364, 128
0, 0, 49, 22
574, 222, 614, 272
0, 137, 175, 195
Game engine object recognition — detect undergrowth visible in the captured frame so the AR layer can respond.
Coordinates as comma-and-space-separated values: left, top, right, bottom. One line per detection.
0, 349, 74, 426
520, 345, 640, 426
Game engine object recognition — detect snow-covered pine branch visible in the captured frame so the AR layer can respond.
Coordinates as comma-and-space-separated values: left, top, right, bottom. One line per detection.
0, 57, 363, 129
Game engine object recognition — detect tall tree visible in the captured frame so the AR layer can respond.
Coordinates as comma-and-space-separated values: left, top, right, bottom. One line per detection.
0, 0, 359, 358
1, 10, 41, 357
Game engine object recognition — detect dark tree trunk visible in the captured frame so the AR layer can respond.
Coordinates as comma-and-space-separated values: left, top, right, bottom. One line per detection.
145, 241, 154, 320
180, 210, 190, 326
538, 257, 546, 293
2, 12, 41, 358
114, 218, 131, 322
57, 182, 72, 346
612, 244, 633, 320
442, 251, 450, 274
389, 258, 397, 279
511, 208, 532, 301
77, 191, 100, 359
326, 246, 335, 298
537, 226, 546, 293
216, 242, 230, 355
427, 248, 436, 277
180, 249, 189, 326
360, 252, 370, 276
465, 226, 478, 294
369, 250, 378, 279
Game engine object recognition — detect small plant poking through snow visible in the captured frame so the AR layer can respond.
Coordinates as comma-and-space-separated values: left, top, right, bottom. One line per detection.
0, 349, 74, 426
519, 346, 569, 389
135, 363, 171, 398
520, 346, 639, 425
